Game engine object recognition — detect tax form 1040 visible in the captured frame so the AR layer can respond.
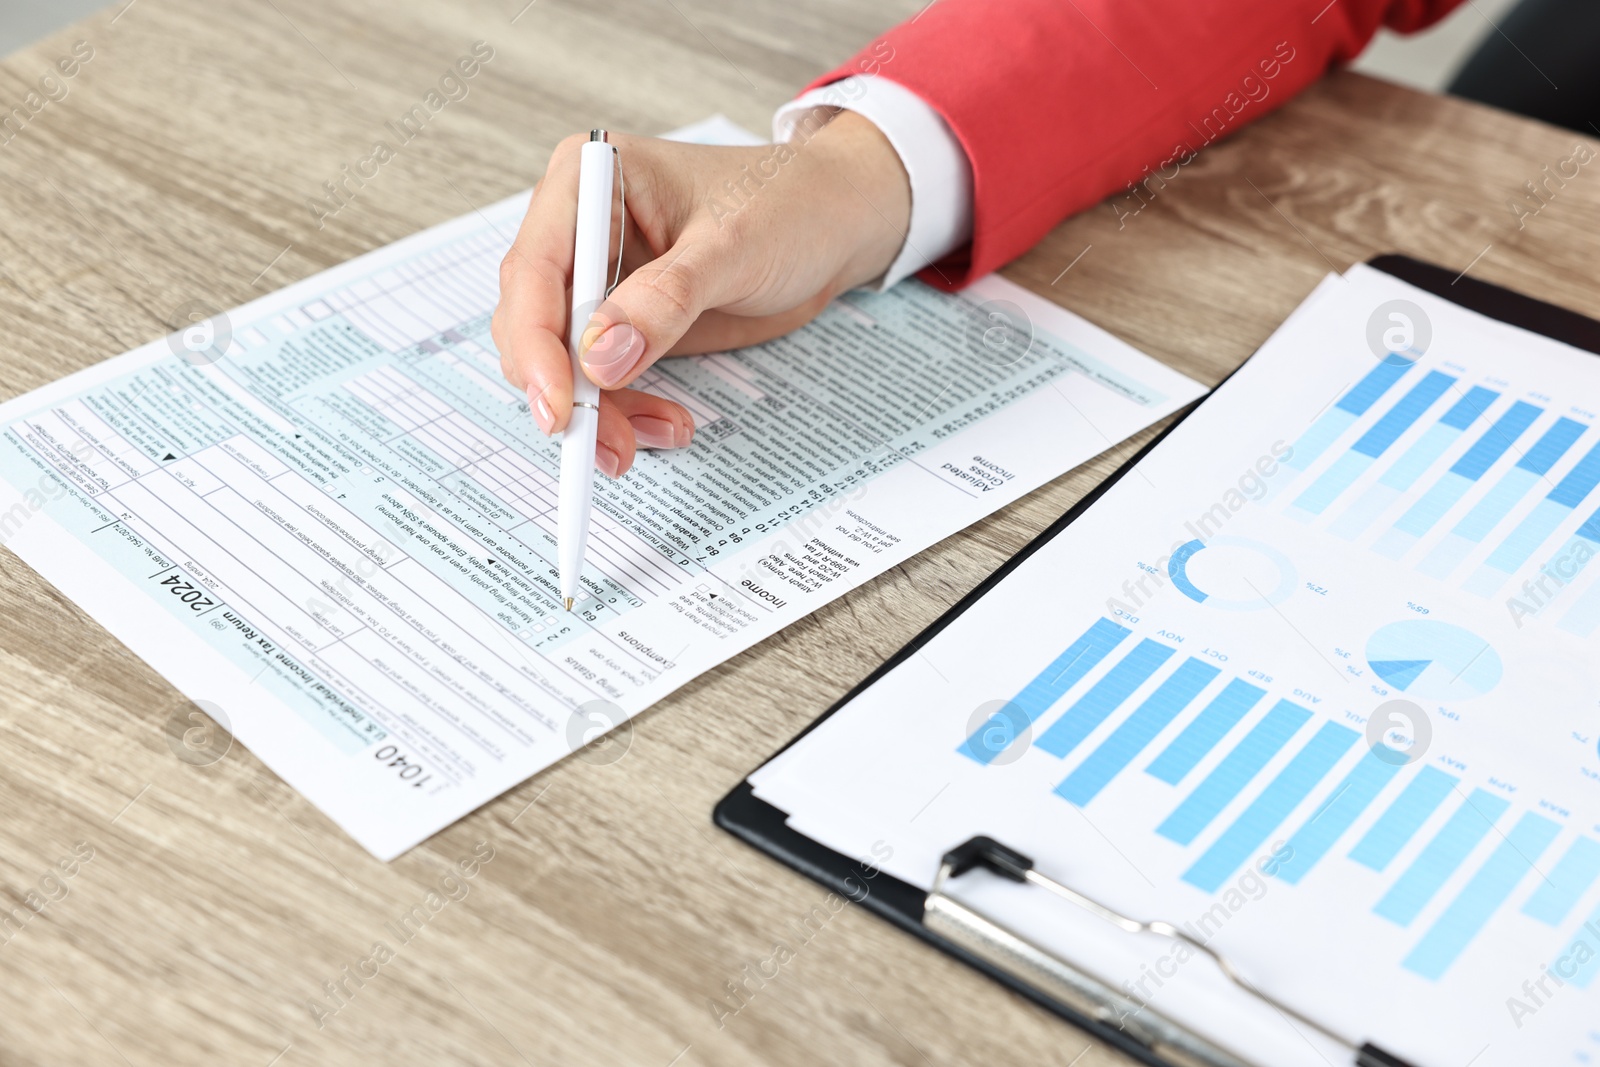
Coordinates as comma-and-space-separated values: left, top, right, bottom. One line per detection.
0, 186, 1201, 859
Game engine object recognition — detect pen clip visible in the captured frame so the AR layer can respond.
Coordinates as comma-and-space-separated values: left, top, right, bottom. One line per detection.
608, 145, 625, 298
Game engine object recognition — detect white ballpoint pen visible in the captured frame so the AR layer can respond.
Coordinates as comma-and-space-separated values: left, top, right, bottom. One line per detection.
558, 129, 619, 612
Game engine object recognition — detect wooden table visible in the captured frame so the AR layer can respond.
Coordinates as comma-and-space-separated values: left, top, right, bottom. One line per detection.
2, 2, 1597, 1064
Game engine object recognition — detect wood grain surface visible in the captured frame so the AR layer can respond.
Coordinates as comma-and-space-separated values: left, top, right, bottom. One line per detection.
1, 2, 1597, 1064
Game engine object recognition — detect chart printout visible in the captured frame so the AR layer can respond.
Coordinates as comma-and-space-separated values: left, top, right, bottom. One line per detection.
0, 181, 1201, 859
751, 265, 1600, 1067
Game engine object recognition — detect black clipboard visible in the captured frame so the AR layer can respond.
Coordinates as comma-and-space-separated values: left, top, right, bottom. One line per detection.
715, 255, 1600, 1067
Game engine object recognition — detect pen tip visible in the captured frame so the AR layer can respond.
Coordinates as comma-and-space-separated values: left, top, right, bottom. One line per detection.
563, 597, 574, 611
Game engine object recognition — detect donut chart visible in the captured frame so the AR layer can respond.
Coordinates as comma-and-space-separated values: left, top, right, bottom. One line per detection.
1165, 536, 1297, 611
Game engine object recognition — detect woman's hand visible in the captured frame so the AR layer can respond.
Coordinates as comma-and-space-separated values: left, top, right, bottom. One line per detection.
491, 109, 911, 477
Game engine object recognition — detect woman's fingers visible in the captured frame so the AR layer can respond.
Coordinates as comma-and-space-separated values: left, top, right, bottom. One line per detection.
579, 237, 723, 390
500, 113, 914, 424
594, 388, 696, 477
592, 395, 634, 480
491, 136, 586, 434
608, 387, 695, 449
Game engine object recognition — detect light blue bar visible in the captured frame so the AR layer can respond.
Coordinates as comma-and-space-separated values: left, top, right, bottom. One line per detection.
1350, 765, 1460, 871
1374, 789, 1511, 926
1393, 471, 1473, 537
1450, 400, 1543, 480
1329, 483, 1403, 541
1034, 639, 1176, 758
1462, 565, 1511, 598
1452, 467, 1541, 542
1537, 535, 1600, 594
959, 618, 1131, 764
1156, 700, 1311, 846
1183, 721, 1359, 892
1557, 901, 1600, 989
1276, 746, 1405, 884
1557, 581, 1600, 638
1483, 498, 1574, 574
1403, 812, 1561, 979
1146, 679, 1266, 785
1524, 837, 1600, 925
1285, 409, 1358, 471
1351, 371, 1458, 458
1414, 532, 1476, 581
1378, 423, 1463, 491
1371, 527, 1418, 560
1387, 402, 1542, 544
1054, 659, 1221, 805
1292, 452, 1373, 516
1368, 386, 1495, 505
1499, 532, 1596, 631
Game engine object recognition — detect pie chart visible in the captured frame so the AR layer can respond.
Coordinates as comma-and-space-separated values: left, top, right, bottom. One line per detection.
1365, 620, 1502, 701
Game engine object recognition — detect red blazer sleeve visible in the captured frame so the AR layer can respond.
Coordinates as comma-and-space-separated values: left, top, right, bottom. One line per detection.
811, 0, 1464, 289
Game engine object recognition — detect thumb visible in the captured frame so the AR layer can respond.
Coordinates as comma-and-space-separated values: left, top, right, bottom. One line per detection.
579, 242, 718, 388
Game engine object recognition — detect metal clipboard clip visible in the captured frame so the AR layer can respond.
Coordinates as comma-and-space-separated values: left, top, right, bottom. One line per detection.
923, 836, 1416, 1067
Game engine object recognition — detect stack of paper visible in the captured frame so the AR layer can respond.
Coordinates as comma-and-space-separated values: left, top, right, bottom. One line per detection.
751, 264, 1600, 1066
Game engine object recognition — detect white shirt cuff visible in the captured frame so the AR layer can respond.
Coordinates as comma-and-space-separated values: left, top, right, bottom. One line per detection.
774, 75, 973, 290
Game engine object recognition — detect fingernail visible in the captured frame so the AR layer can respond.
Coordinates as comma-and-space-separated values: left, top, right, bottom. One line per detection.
527, 384, 555, 435
595, 442, 622, 479
629, 415, 680, 450
581, 324, 643, 386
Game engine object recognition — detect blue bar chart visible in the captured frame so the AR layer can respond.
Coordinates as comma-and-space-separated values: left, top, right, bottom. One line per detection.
1463, 439, 1600, 596
1401, 813, 1560, 979
1033, 638, 1175, 757
1349, 766, 1459, 871
1330, 385, 1500, 540
1291, 370, 1457, 516
1054, 658, 1220, 804
1146, 679, 1265, 784
1555, 565, 1600, 636
1557, 900, 1600, 989
1155, 699, 1311, 846
1268, 349, 1600, 605
1417, 415, 1587, 579
959, 616, 1600, 983
1370, 400, 1543, 558
1522, 837, 1600, 925
959, 617, 1129, 763
1276, 747, 1404, 884
1375, 789, 1510, 925
1181, 720, 1357, 892
1282, 353, 1417, 472
1551, 506, 1600, 632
